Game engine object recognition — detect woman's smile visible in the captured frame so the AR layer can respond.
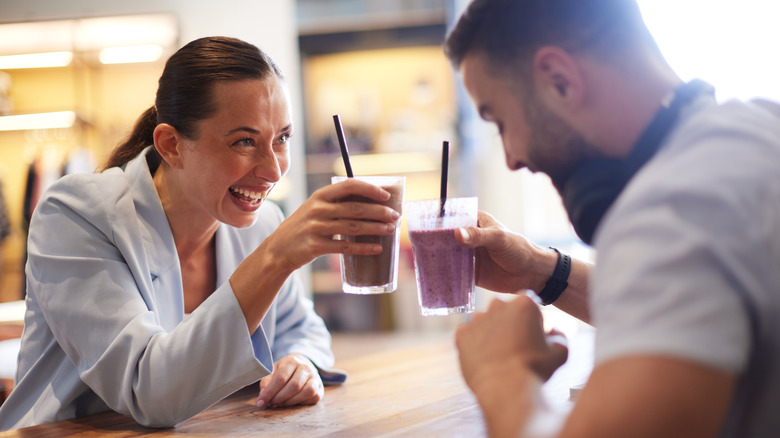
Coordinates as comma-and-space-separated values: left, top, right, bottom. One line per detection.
229, 185, 273, 211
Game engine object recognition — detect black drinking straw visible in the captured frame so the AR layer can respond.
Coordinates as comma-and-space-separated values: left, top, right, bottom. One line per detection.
332, 114, 354, 178
439, 141, 449, 217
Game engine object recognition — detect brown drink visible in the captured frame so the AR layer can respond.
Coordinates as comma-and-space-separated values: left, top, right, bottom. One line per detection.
332, 176, 405, 294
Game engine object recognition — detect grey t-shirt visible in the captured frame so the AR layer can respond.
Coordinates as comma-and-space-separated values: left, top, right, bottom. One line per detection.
592, 94, 780, 436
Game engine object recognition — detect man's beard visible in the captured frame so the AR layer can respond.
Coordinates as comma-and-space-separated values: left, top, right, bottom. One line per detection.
522, 95, 599, 193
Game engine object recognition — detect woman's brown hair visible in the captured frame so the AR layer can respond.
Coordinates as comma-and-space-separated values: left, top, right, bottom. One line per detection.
102, 36, 283, 171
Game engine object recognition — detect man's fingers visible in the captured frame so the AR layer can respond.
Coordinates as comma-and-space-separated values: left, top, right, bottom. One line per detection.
535, 329, 569, 382
546, 328, 568, 351
477, 211, 504, 228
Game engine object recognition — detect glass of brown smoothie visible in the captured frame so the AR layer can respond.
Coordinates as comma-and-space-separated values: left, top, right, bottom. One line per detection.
331, 176, 405, 294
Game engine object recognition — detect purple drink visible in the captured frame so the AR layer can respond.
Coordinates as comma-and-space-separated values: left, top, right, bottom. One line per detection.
409, 228, 475, 314
405, 197, 478, 316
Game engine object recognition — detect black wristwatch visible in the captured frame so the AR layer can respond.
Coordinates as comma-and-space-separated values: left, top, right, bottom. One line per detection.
537, 247, 571, 306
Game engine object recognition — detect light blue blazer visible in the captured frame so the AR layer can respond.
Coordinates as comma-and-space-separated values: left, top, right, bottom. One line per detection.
0, 147, 336, 430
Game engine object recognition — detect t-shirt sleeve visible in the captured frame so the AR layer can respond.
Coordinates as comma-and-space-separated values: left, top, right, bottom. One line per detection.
590, 131, 766, 372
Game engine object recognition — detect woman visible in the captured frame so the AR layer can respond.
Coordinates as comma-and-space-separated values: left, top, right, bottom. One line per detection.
0, 36, 399, 429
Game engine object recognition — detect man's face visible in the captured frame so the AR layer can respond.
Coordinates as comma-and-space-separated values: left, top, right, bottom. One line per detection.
460, 52, 597, 188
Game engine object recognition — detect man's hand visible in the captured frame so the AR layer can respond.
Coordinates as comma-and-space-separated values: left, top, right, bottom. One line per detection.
455, 297, 568, 438
456, 296, 568, 390
455, 211, 555, 294
456, 211, 592, 323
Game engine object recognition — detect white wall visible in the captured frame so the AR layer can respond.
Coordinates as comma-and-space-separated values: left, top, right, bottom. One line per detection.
0, 0, 312, 291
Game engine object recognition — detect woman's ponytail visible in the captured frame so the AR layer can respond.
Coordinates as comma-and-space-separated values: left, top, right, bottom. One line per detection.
101, 37, 282, 172
101, 106, 158, 171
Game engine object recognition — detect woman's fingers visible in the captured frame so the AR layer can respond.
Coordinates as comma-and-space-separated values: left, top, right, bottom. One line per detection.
256, 355, 324, 409
269, 371, 322, 407
334, 201, 400, 222
315, 178, 390, 204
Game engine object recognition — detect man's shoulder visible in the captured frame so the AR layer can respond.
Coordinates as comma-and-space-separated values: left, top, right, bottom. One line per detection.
676, 98, 780, 148
641, 98, 780, 193
599, 97, 780, 245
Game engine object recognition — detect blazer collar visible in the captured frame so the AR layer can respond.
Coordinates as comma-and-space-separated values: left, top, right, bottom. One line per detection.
124, 146, 180, 278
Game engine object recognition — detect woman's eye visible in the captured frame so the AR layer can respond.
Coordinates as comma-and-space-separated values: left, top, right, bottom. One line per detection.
234, 138, 254, 147
275, 133, 291, 145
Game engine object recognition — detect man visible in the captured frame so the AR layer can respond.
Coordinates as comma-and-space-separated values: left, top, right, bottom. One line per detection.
445, 0, 780, 437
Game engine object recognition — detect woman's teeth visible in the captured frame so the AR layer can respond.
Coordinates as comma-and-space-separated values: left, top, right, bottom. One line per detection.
230, 187, 266, 204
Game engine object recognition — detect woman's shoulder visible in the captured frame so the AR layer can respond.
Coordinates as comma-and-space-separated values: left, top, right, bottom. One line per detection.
33, 169, 135, 233
43, 169, 130, 209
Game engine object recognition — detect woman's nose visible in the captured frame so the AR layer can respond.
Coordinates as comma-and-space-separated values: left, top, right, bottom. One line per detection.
253, 149, 282, 182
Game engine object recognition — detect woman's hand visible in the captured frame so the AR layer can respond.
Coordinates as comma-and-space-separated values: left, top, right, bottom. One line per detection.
256, 354, 324, 409
231, 179, 400, 333
265, 178, 401, 274
454, 211, 554, 293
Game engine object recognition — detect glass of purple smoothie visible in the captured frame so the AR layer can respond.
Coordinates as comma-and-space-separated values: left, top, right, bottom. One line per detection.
332, 176, 405, 294
405, 197, 478, 316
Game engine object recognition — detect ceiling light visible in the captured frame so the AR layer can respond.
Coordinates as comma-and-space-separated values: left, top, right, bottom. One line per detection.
0, 51, 73, 69
99, 45, 164, 65
0, 111, 77, 131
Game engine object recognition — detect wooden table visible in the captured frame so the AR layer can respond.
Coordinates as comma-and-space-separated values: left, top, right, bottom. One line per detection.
0, 330, 594, 437
0, 300, 24, 342
0, 300, 25, 404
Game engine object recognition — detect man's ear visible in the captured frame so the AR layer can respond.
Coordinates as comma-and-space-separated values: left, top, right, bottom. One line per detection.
153, 123, 185, 169
532, 46, 585, 116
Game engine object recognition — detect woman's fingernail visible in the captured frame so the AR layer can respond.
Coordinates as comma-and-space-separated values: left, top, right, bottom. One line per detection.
256, 399, 265, 409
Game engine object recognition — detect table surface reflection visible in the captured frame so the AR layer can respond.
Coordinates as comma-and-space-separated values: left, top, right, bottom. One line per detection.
0, 329, 594, 437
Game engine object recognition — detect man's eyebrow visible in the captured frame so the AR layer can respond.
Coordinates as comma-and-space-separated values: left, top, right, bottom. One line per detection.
224, 126, 261, 136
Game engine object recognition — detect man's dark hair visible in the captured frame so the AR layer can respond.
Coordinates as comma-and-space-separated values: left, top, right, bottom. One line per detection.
444, 0, 661, 74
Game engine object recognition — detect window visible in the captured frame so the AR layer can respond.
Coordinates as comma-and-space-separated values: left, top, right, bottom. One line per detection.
638, 0, 780, 102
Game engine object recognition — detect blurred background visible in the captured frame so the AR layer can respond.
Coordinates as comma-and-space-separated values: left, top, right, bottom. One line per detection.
0, 0, 778, 336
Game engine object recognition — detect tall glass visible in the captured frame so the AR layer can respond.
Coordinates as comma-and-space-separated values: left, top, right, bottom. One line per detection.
405, 197, 477, 315
331, 176, 405, 294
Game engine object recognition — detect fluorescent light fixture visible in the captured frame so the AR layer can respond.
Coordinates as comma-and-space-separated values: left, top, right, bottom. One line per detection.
332, 152, 439, 176
0, 51, 73, 69
99, 45, 164, 65
78, 15, 178, 51
0, 111, 77, 131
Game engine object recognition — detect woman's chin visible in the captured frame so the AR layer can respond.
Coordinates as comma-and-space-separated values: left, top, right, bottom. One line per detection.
221, 208, 261, 229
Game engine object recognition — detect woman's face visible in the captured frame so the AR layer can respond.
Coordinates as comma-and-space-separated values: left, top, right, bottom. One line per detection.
176, 77, 292, 229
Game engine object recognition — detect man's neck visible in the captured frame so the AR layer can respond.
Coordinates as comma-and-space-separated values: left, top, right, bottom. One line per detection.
574, 52, 682, 158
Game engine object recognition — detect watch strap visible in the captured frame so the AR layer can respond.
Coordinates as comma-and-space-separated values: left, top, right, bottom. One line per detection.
537, 247, 571, 306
